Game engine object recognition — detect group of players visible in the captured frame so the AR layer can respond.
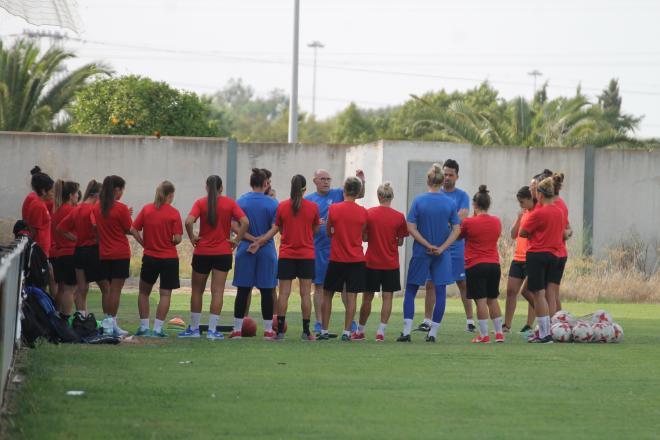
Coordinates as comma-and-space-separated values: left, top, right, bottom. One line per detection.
20, 158, 569, 343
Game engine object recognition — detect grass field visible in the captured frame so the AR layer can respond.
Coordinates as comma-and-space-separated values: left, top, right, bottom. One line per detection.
4, 291, 660, 440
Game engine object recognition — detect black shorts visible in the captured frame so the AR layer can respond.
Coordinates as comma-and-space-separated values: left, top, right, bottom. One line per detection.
365, 268, 401, 293
140, 255, 180, 290
466, 263, 501, 300
323, 261, 366, 294
277, 258, 315, 280
552, 256, 567, 285
53, 255, 77, 285
192, 254, 232, 275
508, 260, 527, 280
99, 258, 130, 281
73, 246, 101, 283
526, 252, 561, 293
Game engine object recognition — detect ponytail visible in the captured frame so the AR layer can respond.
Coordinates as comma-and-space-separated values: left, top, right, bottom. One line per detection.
53, 179, 64, 211
290, 174, 306, 215
100, 175, 126, 216
552, 172, 564, 196
206, 175, 223, 227
154, 181, 175, 208
82, 179, 102, 201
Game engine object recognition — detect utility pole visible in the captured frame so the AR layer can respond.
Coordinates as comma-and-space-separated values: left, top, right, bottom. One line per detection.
288, 0, 300, 143
307, 40, 324, 117
528, 69, 543, 96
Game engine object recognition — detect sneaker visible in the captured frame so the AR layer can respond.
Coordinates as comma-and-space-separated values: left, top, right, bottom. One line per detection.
466, 323, 477, 333
519, 324, 533, 333
502, 324, 511, 334
229, 330, 242, 339
263, 330, 276, 340
495, 332, 505, 343
396, 333, 411, 342
529, 335, 553, 344
341, 333, 351, 342
113, 325, 130, 337
275, 332, 286, 341
317, 333, 330, 341
350, 321, 358, 332
207, 330, 225, 340
151, 329, 168, 338
471, 335, 491, 343
135, 327, 151, 337
351, 332, 366, 341
178, 326, 201, 338
301, 332, 316, 341
375, 334, 384, 342
314, 322, 322, 334
425, 335, 436, 343
415, 322, 431, 332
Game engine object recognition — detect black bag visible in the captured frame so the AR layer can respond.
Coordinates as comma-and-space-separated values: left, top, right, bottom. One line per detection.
24, 238, 49, 289
72, 312, 99, 339
50, 314, 81, 343
21, 286, 59, 346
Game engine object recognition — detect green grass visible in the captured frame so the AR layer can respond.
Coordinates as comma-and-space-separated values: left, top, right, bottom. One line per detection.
5, 292, 660, 440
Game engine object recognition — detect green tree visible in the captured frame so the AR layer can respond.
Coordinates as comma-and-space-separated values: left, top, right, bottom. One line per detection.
0, 38, 109, 131
597, 79, 642, 133
331, 102, 376, 143
69, 75, 224, 137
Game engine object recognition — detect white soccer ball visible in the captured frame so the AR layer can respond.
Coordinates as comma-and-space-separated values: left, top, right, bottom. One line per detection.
591, 309, 613, 324
550, 322, 572, 342
551, 310, 576, 326
572, 321, 593, 343
591, 322, 614, 343
609, 322, 624, 343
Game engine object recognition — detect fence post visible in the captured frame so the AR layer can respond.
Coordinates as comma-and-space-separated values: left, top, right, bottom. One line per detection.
582, 145, 595, 255
226, 138, 238, 199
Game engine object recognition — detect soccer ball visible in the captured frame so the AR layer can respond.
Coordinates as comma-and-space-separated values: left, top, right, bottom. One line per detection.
591, 322, 614, 343
609, 322, 624, 343
242, 316, 257, 337
572, 321, 593, 343
591, 309, 613, 324
550, 322, 572, 342
551, 310, 576, 326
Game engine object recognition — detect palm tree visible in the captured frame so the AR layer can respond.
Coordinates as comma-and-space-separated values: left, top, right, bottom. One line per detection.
0, 38, 111, 132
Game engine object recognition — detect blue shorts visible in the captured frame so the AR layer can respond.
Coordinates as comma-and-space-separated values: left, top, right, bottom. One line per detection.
449, 244, 466, 282
407, 252, 453, 287
313, 246, 330, 285
232, 244, 278, 289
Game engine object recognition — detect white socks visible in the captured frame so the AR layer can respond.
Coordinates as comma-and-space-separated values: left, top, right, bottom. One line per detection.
234, 318, 243, 332
153, 319, 164, 333
264, 319, 273, 332
493, 317, 503, 334
428, 321, 440, 338
342, 330, 350, 337
357, 324, 365, 333
467, 318, 475, 326
139, 319, 149, 331
538, 316, 550, 338
208, 314, 219, 331
478, 319, 489, 337
377, 322, 387, 336
403, 319, 413, 336
423, 318, 432, 325
190, 312, 201, 330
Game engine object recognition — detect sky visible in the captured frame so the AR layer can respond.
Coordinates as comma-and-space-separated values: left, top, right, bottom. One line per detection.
2, 0, 660, 137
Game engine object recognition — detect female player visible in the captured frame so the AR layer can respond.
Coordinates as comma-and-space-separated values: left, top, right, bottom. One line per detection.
130, 181, 183, 337
548, 173, 572, 315
399, 164, 460, 343
58, 180, 102, 316
503, 186, 536, 333
93, 175, 133, 337
50, 180, 80, 315
270, 174, 319, 340
519, 176, 567, 343
460, 185, 503, 343
229, 169, 278, 340
355, 182, 408, 342
320, 176, 368, 341
179, 175, 248, 340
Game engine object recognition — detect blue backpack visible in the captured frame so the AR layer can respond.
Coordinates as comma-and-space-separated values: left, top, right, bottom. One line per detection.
21, 287, 80, 346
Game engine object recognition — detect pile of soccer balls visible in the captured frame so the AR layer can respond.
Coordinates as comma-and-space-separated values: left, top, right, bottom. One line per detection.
549, 309, 624, 343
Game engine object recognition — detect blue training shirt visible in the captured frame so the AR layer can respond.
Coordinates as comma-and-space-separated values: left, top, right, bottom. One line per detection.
236, 192, 279, 249
441, 187, 470, 249
407, 191, 460, 257
305, 188, 344, 251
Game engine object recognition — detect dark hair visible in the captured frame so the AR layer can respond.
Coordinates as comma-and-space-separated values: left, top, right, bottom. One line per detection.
290, 174, 306, 215
552, 172, 564, 195
516, 185, 532, 200
54, 180, 80, 210
533, 168, 553, 183
344, 176, 362, 198
473, 185, 491, 211
29, 166, 54, 196
206, 175, 223, 228
100, 175, 126, 216
82, 179, 102, 201
250, 168, 268, 188
443, 159, 459, 174
260, 168, 272, 179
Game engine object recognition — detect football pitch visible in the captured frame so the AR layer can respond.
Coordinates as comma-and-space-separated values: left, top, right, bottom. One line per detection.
4, 292, 660, 440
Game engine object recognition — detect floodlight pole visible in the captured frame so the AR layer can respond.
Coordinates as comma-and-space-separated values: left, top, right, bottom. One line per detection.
307, 40, 324, 117
528, 69, 543, 96
288, 0, 300, 143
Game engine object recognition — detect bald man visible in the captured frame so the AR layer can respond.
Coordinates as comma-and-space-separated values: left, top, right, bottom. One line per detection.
306, 169, 365, 334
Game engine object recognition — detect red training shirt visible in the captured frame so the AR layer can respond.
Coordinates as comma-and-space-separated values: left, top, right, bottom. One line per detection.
58, 203, 97, 247
365, 206, 408, 270
523, 203, 566, 256
328, 201, 368, 263
276, 198, 320, 259
132, 203, 183, 259
188, 196, 245, 256
554, 196, 569, 258
23, 195, 51, 257
91, 201, 132, 260
51, 204, 76, 257
460, 213, 502, 269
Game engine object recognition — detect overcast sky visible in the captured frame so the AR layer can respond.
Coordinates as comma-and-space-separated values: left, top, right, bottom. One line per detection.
2, 0, 660, 137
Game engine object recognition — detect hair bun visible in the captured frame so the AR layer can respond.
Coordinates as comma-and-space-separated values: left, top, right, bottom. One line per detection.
478, 184, 489, 193
30, 166, 41, 175
383, 181, 392, 189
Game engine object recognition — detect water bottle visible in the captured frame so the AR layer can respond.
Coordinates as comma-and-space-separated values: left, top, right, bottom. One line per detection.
103, 316, 113, 336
